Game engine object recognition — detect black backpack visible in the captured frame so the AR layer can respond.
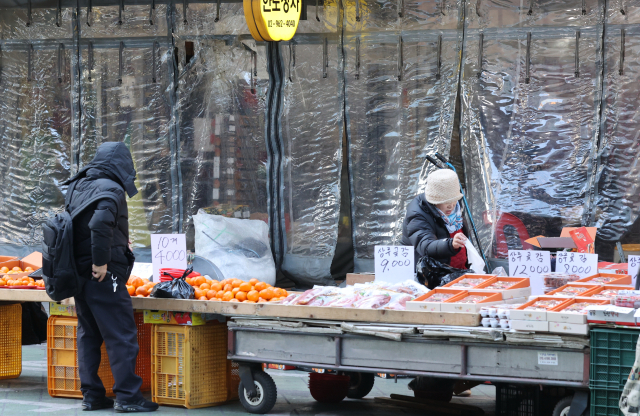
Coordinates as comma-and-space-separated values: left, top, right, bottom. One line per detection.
42, 180, 118, 301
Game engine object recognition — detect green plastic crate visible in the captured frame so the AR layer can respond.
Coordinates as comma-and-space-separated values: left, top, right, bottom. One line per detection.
590, 328, 639, 390
591, 389, 624, 416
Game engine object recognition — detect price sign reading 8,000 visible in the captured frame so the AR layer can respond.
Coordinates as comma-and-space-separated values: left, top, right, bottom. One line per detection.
154, 237, 186, 264
556, 252, 597, 278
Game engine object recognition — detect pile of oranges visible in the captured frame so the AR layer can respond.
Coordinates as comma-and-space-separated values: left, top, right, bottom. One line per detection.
186, 276, 288, 303
126, 275, 157, 297
0, 275, 44, 288
0, 266, 34, 275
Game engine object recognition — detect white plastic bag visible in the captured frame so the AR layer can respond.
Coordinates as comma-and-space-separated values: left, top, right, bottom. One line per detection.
193, 211, 276, 285
465, 239, 486, 274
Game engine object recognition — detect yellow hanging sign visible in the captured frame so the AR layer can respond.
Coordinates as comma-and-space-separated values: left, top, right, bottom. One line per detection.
244, 0, 302, 41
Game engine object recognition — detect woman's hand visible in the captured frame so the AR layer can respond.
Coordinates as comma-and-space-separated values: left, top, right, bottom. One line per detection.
452, 233, 468, 250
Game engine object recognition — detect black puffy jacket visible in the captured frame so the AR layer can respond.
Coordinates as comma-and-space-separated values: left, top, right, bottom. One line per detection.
401, 194, 464, 265
65, 143, 138, 282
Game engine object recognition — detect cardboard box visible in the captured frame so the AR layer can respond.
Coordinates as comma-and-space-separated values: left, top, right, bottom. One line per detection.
406, 289, 467, 312
525, 227, 597, 250
474, 277, 531, 299
587, 305, 636, 325
575, 273, 631, 286
547, 298, 609, 324
545, 283, 600, 298
548, 321, 589, 335
346, 273, 375, 286
598, 262, 628, 275
510, 296, 572, 321
49, 302, 77, 317
21, 252, 42, 269
143, 310, 206, 326
443, 274, 497, 289
0, 259, 42, 279
510, 319, 549, 332
569, 227, 595, 254
441, 291, 503, 313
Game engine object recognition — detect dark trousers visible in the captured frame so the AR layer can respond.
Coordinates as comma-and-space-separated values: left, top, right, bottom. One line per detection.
74, 276, 143, 402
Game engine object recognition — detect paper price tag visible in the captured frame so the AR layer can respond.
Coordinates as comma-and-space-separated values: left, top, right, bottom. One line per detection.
508, 250, 551, 296
151, 234, 187, 282
556, 252, 598, 279
629, 255, 640, 287
538, 352, 558, 366
374, 246, 414, 284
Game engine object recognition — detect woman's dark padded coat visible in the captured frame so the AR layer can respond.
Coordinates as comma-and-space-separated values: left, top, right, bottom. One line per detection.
401, 194, 463, 265
65, 142, 138, 282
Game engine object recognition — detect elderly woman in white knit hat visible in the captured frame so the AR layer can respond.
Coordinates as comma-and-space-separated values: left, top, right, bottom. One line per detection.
401, 169, 469, 271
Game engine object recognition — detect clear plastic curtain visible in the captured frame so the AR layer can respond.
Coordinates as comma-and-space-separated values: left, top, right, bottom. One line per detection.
79, 43, 175, 251
344, 0, 463, 272
460, 0, 604, 264
593, 6, 640, 260
0, 7, 74, 255
174, 4, 269, 250
278, 0, 344, 285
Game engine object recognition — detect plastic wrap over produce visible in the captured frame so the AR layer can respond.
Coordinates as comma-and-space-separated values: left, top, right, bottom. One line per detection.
79, 44, 175, 251
593, 21, 640, 257
345, 0, 463, 272
175, 38, 269, 250
460, 25, 602, 260
0, 48, 73, 253
278, 1, 343, 285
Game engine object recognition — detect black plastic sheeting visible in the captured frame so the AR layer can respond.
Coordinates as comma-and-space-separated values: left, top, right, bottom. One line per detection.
0, 0, 637, 282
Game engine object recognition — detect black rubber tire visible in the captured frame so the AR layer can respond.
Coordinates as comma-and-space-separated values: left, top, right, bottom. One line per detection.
552, 396, 575, 416
345, 372, 376, 399
238, 370, 278, 414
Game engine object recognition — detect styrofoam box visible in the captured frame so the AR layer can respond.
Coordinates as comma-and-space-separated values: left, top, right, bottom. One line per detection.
405, 301, 441, 312
472, 287, 531, 300
510, 319, 549, 332
510, 309, 547, 321
547, 310, 588, 325
441, 301, 503, 313
548, 321, 589, 335
587, 305, 636, 324
634, 309, 640, 326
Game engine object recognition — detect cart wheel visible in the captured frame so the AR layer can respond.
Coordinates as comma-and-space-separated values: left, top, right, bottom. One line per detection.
345, 372, 375, 399
238, 371, 278, 414
552, 396, 586, 416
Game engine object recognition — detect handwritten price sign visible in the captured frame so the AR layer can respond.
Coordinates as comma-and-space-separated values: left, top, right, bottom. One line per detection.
150, 234, 187, 282
374, 246, 414, 284
556, 252, 598, 279
509, 250, 551, 295
629, 255, 640, 287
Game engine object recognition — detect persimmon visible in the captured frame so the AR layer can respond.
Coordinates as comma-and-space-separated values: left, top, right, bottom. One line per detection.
12, 267, 21, 272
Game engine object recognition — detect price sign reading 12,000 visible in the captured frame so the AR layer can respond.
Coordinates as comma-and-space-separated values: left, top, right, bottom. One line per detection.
508, 250, 551, 296
150, 234, 187, 282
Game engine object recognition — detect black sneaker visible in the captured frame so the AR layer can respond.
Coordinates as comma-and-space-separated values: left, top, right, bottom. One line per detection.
114, 399, 159, 413
82, 396, 114, 411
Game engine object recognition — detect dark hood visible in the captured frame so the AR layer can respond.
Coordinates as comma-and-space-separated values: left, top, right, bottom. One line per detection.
66, 142, 138, 197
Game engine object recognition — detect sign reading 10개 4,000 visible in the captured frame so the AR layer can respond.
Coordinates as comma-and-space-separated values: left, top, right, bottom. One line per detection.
244, 0, 301, 42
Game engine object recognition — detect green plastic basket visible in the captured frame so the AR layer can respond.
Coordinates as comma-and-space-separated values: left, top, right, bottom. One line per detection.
590, 388, 624, 416
590, 328, 639, 391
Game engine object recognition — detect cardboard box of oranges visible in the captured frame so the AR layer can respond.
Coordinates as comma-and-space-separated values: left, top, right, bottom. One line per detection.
186, 276, 289, 303
143, 310, 206, 326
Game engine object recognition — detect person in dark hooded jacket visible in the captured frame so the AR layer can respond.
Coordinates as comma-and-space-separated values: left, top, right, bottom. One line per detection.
66, 142, 158, 413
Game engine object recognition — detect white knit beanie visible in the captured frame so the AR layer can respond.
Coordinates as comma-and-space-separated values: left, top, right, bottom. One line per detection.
424, 169, 463, 205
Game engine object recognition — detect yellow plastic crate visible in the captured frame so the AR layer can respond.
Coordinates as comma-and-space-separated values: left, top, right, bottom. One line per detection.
152, 321, 239, 409
0, 303, 22, 380
47, 316, 114, 398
